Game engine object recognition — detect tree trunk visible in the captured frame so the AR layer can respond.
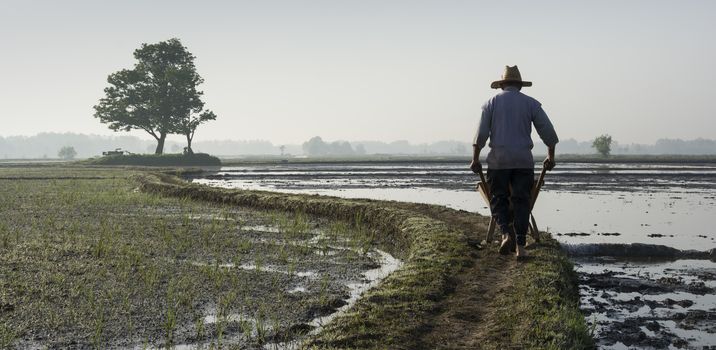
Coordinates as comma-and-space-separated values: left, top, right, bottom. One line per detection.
185, 133, 194, 155
155, 133, 166, 154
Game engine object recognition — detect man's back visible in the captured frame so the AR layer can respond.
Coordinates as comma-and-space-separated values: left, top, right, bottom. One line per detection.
474, 87, 558, 169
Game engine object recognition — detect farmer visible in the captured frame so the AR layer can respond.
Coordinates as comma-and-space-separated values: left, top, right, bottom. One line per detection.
470, 65, 558, 258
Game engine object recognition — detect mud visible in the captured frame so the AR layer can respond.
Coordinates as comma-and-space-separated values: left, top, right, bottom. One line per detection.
577, 258, 716, 349
563, 243, 716, 261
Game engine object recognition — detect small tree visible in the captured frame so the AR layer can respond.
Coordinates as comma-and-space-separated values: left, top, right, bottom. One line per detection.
58, 146, 77, 160
178, 110, 216, 154
592, 134, 613, 157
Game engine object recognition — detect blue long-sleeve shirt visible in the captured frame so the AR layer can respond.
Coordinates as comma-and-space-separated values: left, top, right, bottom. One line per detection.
473, 87, 559, 169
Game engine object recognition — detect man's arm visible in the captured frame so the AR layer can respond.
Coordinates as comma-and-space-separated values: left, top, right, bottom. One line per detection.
533, 105, 558, 171
544, 145, 556, 171
470, 145, 482, 174
470, 104, 491, 174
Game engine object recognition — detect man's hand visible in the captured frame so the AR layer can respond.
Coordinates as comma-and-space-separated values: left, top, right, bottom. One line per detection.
470, 159, 482, 174
543, 157, 556, 171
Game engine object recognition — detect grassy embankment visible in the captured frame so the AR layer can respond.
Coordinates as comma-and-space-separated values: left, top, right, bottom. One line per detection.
83, 153, 221, 166
140, 171, 594, 349
478, 239, 594, 349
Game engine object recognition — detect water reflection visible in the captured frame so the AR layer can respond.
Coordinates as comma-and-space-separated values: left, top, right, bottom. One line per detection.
190, 162, 716, 250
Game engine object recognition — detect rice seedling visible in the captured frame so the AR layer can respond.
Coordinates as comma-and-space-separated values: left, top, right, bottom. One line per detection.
123, 292, 135, 336
318, 274, 330, 307
239, 315, 253, 341
163, 282, 181, 348
0, 222, 9, 249
215, 308, 227, 349
255, 306, 268, 344
91, 301, 106, 350
194, 314, 205, 342
287, 260, 296, 278
278, 243, 289, 263
236, 237, 251, 254
93, 232, 108, 258
0, 322, 17, 349
254, 254, 264, 273
140, 264, 160, 289
318, 236, 330, 256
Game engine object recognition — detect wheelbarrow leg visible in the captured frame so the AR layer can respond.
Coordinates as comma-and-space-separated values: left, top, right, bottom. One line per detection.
476, 171, 497, 244
528, 167, 547, 244
529, 213, 540, 243
485, 217, 497, 243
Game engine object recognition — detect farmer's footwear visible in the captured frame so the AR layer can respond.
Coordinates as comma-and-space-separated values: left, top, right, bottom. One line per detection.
499, 234, 515, 255
516, 244, 528, 259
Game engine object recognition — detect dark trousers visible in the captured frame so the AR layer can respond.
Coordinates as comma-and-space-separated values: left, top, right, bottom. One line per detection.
486, 168, 534, 246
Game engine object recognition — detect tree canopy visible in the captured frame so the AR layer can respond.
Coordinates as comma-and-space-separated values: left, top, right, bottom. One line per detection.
302, 136, 358, 156
57, 146, 77, 160
592, 134, 613, 157
94, 38, 216, 154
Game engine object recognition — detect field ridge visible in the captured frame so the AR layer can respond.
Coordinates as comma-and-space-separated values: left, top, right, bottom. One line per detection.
137, 172, 594, 349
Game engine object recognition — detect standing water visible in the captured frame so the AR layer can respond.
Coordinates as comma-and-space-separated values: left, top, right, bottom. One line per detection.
191, 161, 716, 349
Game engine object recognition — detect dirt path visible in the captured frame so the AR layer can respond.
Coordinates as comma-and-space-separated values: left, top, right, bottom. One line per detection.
418, 248, 516, 349
393, 203, 518, 349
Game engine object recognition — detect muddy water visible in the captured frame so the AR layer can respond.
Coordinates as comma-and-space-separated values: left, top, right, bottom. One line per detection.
191, 161, 716, 349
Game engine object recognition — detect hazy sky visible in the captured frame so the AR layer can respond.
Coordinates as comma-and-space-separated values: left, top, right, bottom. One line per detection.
1, 0, 714, 145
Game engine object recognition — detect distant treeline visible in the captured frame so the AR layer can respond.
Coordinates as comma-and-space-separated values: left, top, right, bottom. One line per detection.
0, 133, 301, 159
0, 132, 714, 159
301, 136, 469, 156
532, 138, 716, 155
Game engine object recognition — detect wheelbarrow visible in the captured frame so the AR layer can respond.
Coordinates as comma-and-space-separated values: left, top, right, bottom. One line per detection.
476, 167, 547, 244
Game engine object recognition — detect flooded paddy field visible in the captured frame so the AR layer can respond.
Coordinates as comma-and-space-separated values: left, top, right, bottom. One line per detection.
192, 160, 716, 349
0, 167, 399, 349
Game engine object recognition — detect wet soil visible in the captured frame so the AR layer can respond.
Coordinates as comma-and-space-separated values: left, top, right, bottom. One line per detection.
578, 259, 716, 349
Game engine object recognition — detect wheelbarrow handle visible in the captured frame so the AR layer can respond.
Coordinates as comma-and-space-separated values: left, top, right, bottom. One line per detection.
475, 168, 491, 199
536, 166, 547, 188
478, 168, 488, 187
531, 166, 548, 209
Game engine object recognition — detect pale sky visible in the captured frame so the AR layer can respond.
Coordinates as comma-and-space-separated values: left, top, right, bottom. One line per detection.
1, 0, 714, 145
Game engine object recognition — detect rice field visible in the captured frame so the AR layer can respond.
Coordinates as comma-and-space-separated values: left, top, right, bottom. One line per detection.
0, 167, 389, 349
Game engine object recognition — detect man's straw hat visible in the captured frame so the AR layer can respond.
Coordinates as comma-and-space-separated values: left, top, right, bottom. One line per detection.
490, 65, 532, 89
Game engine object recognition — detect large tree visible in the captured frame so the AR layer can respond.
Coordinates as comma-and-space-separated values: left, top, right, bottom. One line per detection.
94, 38, 215, 154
